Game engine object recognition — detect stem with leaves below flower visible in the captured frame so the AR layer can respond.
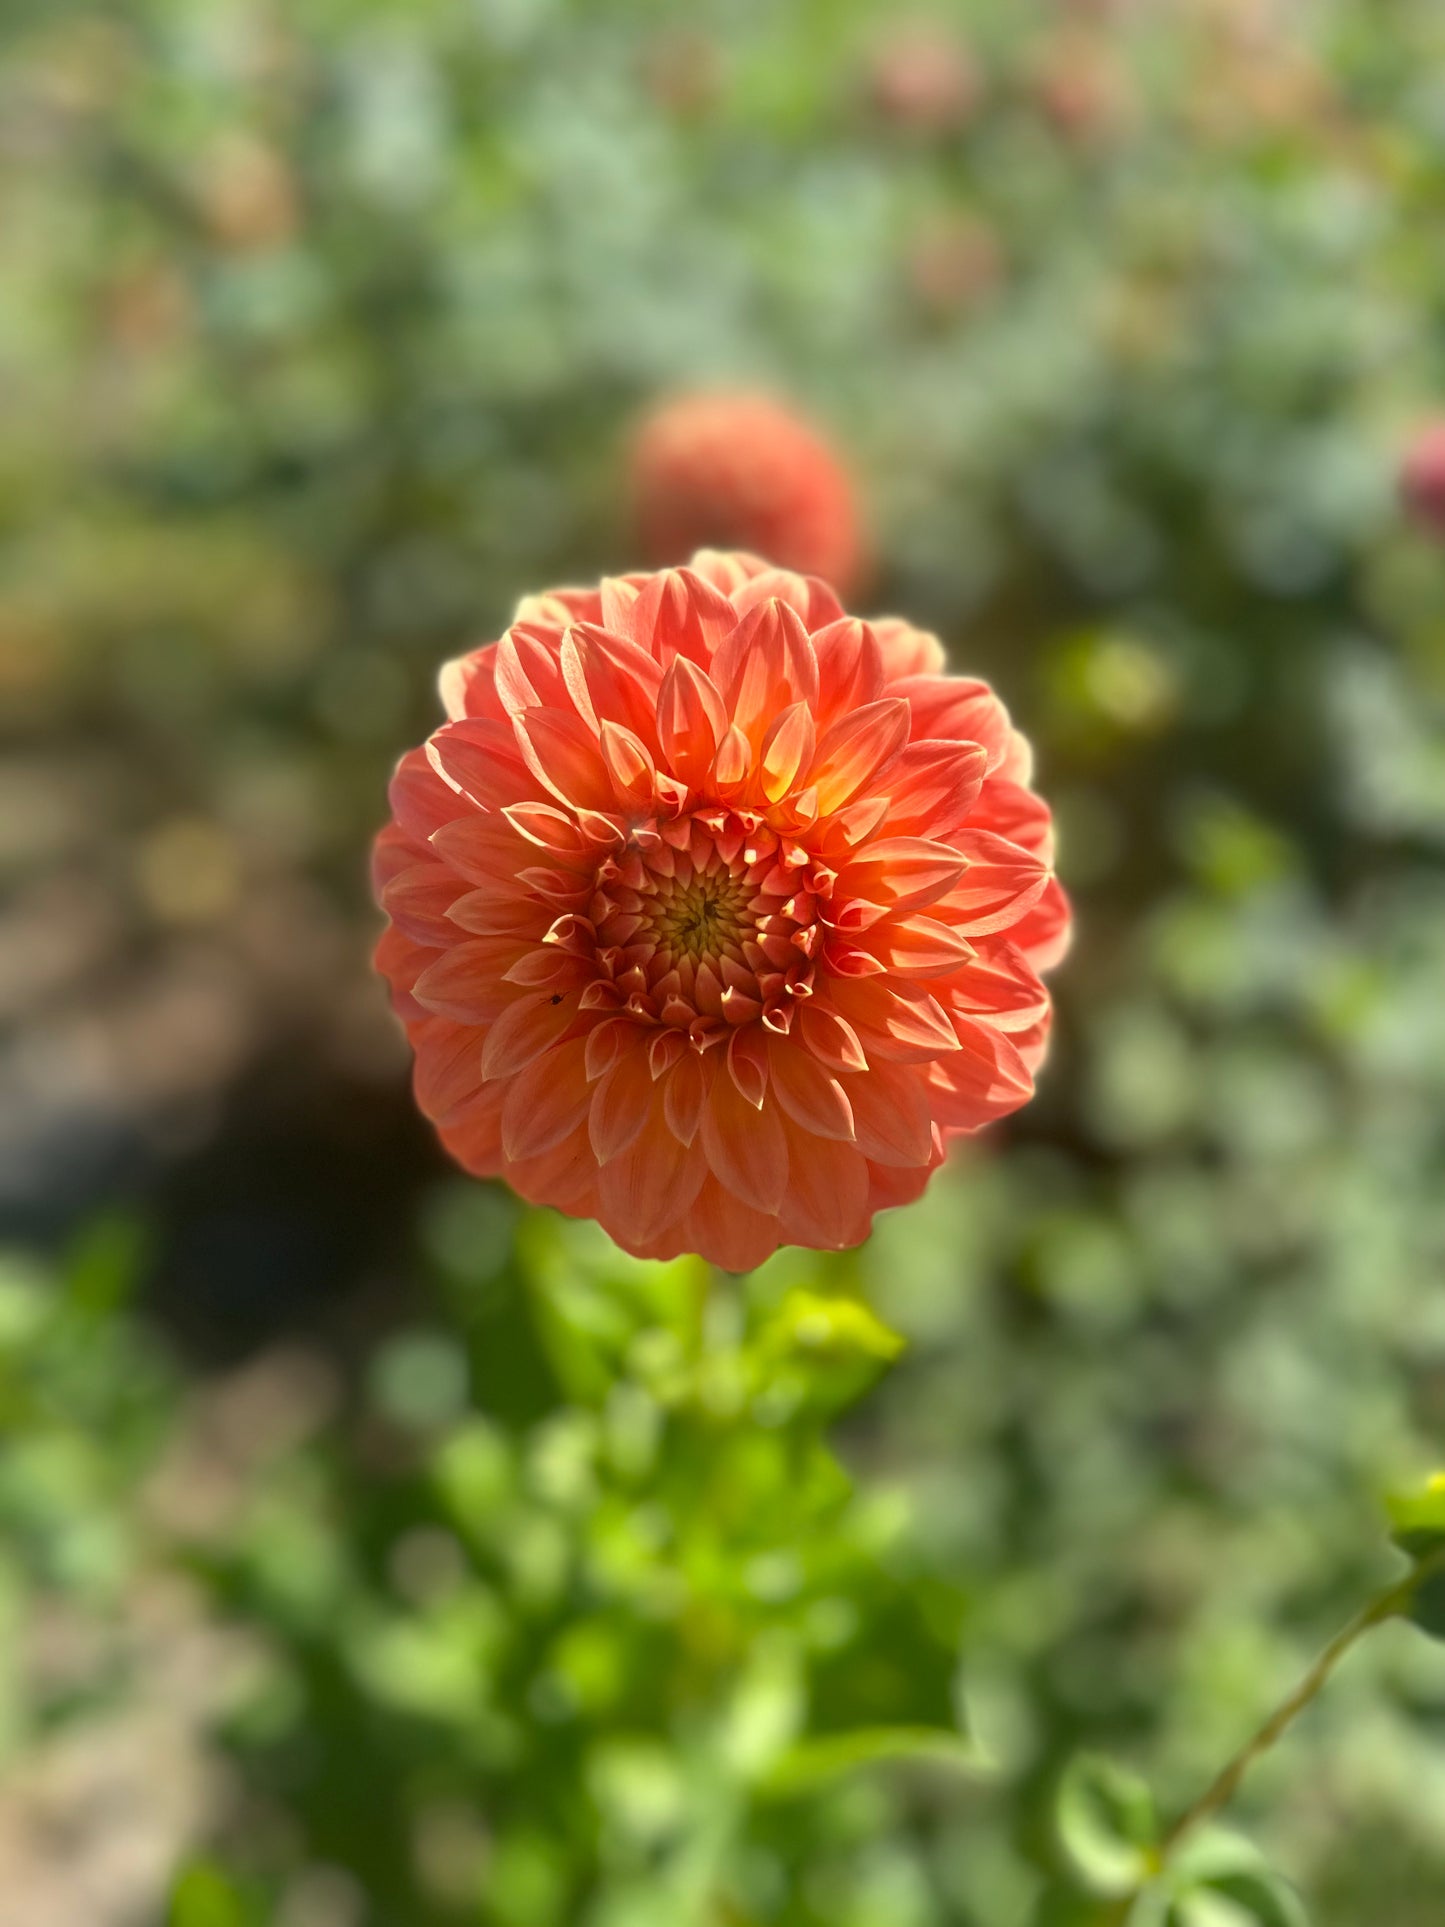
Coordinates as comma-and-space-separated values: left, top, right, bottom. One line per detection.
1094, 1544, 1445, 1924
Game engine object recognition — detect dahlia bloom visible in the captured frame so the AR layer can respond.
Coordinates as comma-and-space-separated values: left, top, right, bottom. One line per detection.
374, 554, 1069, 1271
630, 393, 865, 596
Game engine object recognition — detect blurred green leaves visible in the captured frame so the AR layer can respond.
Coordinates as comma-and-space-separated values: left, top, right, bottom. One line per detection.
172, 1213, 969, 1923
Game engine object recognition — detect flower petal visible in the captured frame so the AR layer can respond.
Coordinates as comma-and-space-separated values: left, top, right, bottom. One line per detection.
657, 655, 728, 785
700, 1074, 789, 1213
768, 1040, 855, 1142
847, 1060, 935, 1167
809, 699, 911, 814
598, 1107, 707, 1246
481, 990, 577, 1079
501, 1039, 594, 1161
835, 837, 968, 914
709, 597, 818, 741
589, 1044, 656, 1163
682, 1174, 781, 1272
776, 1124, 870, 1248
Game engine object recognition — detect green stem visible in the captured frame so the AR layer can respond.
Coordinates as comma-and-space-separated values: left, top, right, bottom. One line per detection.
1094, 1546, 1445, 1924
1159, 1553, 1441, 1856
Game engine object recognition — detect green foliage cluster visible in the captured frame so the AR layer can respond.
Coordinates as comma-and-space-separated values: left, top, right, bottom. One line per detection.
8, 0, 1445, 1922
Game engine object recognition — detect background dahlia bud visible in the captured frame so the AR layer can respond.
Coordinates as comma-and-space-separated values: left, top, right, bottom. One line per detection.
374, 554, 1069, 1272
906, 214, 1006, 320
639, 28, 724, 119
866, 22, 983, 136
1400, 421, 1445, 536
1028, 32, 1133, 146
629, 392, 866, 597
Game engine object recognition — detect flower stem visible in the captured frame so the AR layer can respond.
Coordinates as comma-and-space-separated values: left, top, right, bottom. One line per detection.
1091, 1546, 1444, 1924
1159, 1553, 1440, 1856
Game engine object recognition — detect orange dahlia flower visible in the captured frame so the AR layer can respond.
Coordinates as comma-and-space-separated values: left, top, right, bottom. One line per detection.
374, 554, 1069, 1271
630, 393, 865, 596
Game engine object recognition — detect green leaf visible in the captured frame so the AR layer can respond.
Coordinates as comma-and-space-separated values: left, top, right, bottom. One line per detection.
1162, 1832, 1311, 1927
761, 1723, 981, 1796
1202, 1869, 1310, 1927
1057, 1754, 1160, 1899
167, 1860, 253, 1927
63, 1215, 148, 1320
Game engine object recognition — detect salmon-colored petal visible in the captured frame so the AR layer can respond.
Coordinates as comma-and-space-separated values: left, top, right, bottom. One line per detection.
411, 1017, 487, 1123
928, 1018, 1035, 1130
880, 741, 989, 839
865, 914, 977, 978
657, 655, 728, 785
494, 625, 570, 717
513, 707, 616, 812
1009, 875, 1072, 972
680, 1174, 782, 1272
438, 642, 505, 722
768, 1040, 854, 1142
776, 1124, 870, 1248
811, 617, 886, 725
501, 1039, 594, 1161
428, 718, 530, 810
709, 597, 818, 741
865, 1154, 940, 1213
873, 617, 947, 679
758, 702, 816, 803
597, 1109, 707, 1247
893, 673, 1013, 768
727, 567, 844, 633
700, 1074, 789, 1213
436, 1080, 507, 1175
373, 925, 434, 1021
629, 567, 738, 668
836, 836, 968, 914
413, 941, 528, 1022
390, 746, 466, 845
502, 948, 592, 991
373, 823, 423, 894
726, 1027, 769, 1108
687, 548, 772, 594
949, 943, 1050, 1031
504, 1121, 601, 1217
481, 990, 578, 1080
798, 1003, 869, 1074
446, 890, 550, 938
589, 1044, 656, 1163
974, 778, 1055, 860
663, 1050, 711, 1145
932, 830, 1050, 935
827, 977, 960, 1061
848, 1060, 935, 1167
380, 863, 465, 947
809, 699, 911, 814
561, 623, 665, 743
597, 721, 657, 805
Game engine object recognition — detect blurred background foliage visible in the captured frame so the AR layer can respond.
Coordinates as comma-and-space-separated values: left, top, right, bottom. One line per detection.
6, 0, 1445, 1920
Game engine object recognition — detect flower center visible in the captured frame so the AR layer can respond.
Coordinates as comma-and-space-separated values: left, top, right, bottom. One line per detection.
573, 808, 830, 1045
652, 872, 749, 963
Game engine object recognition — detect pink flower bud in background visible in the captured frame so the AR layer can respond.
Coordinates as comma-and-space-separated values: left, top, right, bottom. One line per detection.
866, 22, 983, 136
1401, 421, 1445, 536
630, 392, 867, 598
